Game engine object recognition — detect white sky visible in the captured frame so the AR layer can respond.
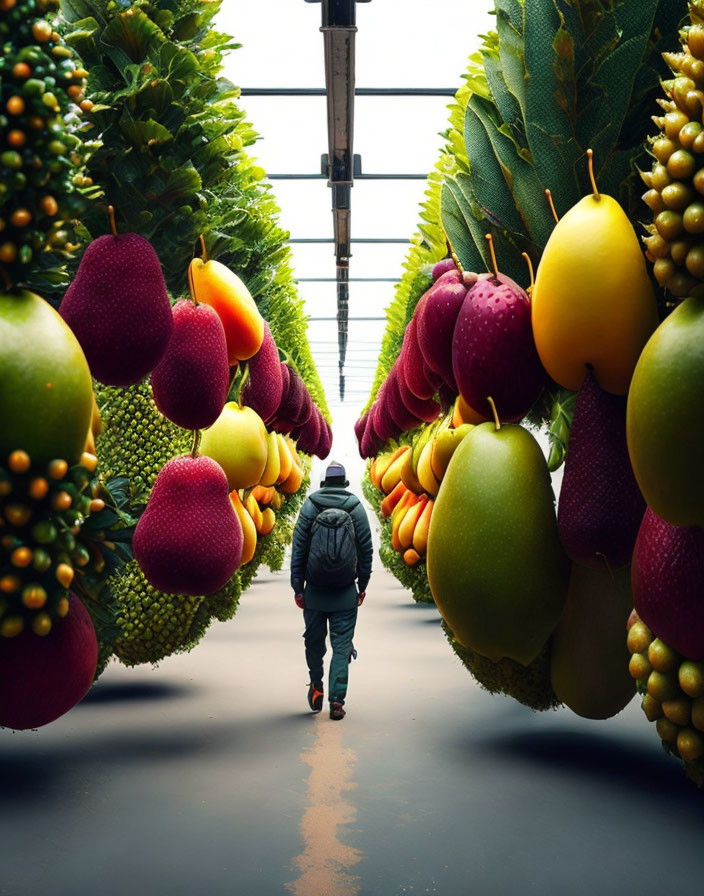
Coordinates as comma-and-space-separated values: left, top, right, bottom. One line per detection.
216, 0, 495, 476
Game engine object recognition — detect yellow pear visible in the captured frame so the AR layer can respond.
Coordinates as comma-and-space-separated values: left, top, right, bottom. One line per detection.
259, 430, 281, 487
199, 402, 267, 490
532, 184, 657, 394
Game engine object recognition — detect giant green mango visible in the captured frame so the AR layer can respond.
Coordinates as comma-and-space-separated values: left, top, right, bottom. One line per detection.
427, 422, 569, 665
0, 291, 93, 465
626, 297, 704, 528
550, 562, 635, 720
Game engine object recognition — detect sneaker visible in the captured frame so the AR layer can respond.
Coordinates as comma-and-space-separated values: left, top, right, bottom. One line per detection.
307, 682, 324, 713
329, 701, 346, 721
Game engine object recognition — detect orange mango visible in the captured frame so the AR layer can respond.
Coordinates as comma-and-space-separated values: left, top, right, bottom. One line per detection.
259, 507, 276, 536
412, 499, 433, 555
380, 445, 411, 494
398, 494, 428, 550
230, 491, 257, 564
452, 395, 487, 427
276, 433, 293, 484
251, 484, 275, 505
403, 548, 422, 567
380, 480, 408, 518
391, 494, 419, 552
188, 257, 264, 363
279, 460, 304, 494
245, 493, 263, 532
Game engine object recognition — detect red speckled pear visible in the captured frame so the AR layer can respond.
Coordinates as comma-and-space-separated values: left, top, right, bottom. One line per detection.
151, 300, 229, 430
133, 455, 242, 596
452, 273, 544, 423
0, 594, 98, 730
417, 272, 468, 390
59, 232, 173, 387
632, 509, 704, 661
241, 323, 284, 423
557, 372, 645, 568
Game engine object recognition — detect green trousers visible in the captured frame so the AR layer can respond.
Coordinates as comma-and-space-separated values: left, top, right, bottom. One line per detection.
303, 607, 358, 705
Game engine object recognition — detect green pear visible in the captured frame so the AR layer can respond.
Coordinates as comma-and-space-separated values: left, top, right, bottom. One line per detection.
626, 296, 704, 527
430, 423, 474, 481
0, 291, 93, 465
427, 422, 569, 665
550, 562, 635, 720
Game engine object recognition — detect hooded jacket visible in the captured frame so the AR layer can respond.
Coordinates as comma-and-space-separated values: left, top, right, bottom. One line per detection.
290, 485, 373, 611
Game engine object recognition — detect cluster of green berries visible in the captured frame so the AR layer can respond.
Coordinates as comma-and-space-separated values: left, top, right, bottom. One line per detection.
628, 612, 704, 766
0, 0, 88, 285
0, 448, 103, 637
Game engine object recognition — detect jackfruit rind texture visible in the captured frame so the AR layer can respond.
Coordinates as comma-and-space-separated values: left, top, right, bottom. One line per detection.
442, 620, 561, 713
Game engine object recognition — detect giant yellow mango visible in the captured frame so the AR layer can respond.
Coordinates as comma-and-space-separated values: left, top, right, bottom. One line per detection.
532, 194, 658, 394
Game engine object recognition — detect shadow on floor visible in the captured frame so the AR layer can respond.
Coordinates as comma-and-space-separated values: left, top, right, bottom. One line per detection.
78, 681, 196, 706
473, 726, 702, 809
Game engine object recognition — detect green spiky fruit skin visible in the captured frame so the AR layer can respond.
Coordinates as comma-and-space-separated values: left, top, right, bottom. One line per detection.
643, 17, 704, 302
0, 453, 101, 637
442, 620, 560, 712
0, 0, 86, 286
627, 611, 704, 787
96, 380, 191, 504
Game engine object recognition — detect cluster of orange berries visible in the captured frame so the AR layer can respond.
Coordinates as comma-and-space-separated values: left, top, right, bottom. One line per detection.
0, 0, 89, 282
0, 448, 103, 638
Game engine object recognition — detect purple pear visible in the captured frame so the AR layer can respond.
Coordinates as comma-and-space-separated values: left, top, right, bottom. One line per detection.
60, 231, 172, 386
452, 272, 544, 422
360, 414, 381, 459
632, 508, 704, 660
558, 372, 645, 568
150, 300, 229, 430
385, 367, 422, 432
315, 417, 333, 460
295, 405, 321, 454
401, 315, 436, 399
396, 364, 440, 422
432, 257, 457, 280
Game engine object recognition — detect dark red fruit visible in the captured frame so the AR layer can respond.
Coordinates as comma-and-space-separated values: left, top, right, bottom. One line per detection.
360, 413, 381, 458
432, 258, 456, 280
133, 455, 242, 596
0, 594, 98, 730
59, 232, 173, 387
296, 406, 322, 455
150, 300, 229, 430
271, 366, 306, 434
354, 412, 368, 452
396, 365, 440, 422
386, 367, 422, 432
632, 509, 704, 660
452, 272, 544, 422
417, 273, 468, 390
241, 323, 283, 423
558, 372, 645, 568
401, 314, 436, 399
315, 417, 333, 460
371, 389, 400, 443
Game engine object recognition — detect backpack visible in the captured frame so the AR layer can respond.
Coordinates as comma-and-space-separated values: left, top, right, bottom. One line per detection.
305, 498, 358, 587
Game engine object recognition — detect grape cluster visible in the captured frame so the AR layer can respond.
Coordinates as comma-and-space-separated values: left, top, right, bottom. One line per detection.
0, 448, 102, 637
628, 611, 704, 769
0, 0, 87, 286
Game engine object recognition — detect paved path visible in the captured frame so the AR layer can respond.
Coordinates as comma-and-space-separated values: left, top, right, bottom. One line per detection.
2, 562, 704, 896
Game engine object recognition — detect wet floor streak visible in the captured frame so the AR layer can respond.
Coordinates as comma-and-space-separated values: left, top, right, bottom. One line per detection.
288, 713, 362, 895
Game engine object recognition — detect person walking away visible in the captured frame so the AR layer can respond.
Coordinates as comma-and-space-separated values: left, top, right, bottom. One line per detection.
290, 462, 373, 720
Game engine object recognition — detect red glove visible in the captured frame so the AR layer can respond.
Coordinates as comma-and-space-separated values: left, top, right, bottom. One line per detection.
294, 592, 305, 609
357, 591, 366, 606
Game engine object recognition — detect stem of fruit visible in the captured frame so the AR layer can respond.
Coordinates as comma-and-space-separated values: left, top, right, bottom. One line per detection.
445, 238, 464, 274
486, 396, 501, 431
107, 205, 118, 237
587, 149, 600, 201
545, 189, 559, 223
190, 429, 201, 458
521, 252, 535, 296
236, 364, 250, 409
199, 234, 208, 262
485, 233, 499, 281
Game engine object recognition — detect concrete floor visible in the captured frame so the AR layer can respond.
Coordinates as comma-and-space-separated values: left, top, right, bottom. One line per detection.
2, 562, 704, 896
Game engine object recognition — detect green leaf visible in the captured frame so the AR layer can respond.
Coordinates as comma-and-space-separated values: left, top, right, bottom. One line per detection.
547, 388, 576, 472
522, 0, 581, 216
468, 95, 553, 248
60, 0, 101, 25
101, 9, 165, 70
441, 178, 488, 274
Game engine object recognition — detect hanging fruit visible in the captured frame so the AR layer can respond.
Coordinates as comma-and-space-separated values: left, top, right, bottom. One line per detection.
0, 0, 87, 288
